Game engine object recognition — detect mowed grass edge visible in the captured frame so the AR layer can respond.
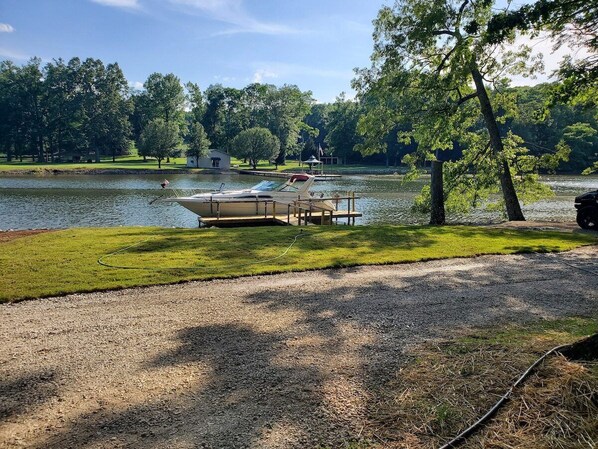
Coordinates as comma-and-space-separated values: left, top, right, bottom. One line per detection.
1, 225, 596, 302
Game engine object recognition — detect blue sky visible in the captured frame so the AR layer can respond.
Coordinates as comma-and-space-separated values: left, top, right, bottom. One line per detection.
0, 0, 573, 102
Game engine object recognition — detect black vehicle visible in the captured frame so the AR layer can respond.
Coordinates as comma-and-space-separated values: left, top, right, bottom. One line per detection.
575, 190, 598, 230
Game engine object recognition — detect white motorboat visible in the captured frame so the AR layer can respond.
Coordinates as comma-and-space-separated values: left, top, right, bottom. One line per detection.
161, 174, 336, 218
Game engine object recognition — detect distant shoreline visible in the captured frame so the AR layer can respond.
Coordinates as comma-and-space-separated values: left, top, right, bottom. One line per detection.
0, 168, 223, 176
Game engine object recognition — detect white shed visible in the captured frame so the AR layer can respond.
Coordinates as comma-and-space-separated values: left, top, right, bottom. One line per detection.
187, 150, 230, 169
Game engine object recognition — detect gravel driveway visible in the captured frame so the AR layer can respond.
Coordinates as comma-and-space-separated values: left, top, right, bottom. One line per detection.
1, 246, 597, 449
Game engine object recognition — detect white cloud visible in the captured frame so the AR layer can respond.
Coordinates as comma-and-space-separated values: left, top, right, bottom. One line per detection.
91, 0, 140, 9
129, 81, 144, 90
0, 23, 15, 33
169, 0, 296, 35
252, 69, 278, 83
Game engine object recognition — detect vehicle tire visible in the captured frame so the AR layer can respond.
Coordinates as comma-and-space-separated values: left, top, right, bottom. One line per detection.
576, 206, 598, 230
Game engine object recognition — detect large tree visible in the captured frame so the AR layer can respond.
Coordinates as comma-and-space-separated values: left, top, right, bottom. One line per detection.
80, 59, 132, 162
138, 118, 181, 168
269, 85, 313, 165
186, 122, 211, 167
355, 0, 548, 221
230, 127, 280, 169
137, 73, 185, 160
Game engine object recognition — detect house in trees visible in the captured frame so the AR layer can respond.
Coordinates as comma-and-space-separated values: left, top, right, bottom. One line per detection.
186, 150, 230, 170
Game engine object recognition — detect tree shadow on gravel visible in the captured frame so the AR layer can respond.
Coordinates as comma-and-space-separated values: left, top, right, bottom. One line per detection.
0, 369, 60, 421
34, 324, 343, 449
30, 250, 598, 449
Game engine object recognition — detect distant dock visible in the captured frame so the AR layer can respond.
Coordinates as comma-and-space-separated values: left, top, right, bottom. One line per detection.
237, 170, 342, 181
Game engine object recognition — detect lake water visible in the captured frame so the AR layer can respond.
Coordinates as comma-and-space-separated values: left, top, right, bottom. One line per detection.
0, 173, 596, 230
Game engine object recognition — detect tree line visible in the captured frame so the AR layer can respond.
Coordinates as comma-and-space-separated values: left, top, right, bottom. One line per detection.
0, 60, 594, 173
0, 0, 595, 224
0, 60, 315, 168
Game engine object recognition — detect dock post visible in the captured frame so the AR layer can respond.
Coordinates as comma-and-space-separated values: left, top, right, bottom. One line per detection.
272, 202, 276, 219
287, 204, 291, 224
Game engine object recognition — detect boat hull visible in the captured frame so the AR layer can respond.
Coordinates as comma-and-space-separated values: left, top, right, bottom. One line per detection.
171, 197, 335, 218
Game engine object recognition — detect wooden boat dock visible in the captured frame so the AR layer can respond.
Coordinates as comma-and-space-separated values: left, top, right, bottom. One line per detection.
199, 194, 361, 227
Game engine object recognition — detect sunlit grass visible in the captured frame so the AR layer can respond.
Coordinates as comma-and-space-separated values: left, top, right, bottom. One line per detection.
0, 155, 192, 171
0, 225, 595, 302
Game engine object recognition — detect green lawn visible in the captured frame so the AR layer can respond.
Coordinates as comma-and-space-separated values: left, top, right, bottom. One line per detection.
0, 155, 403, 174
1, 225, 595, 302
0, 155, 192, 171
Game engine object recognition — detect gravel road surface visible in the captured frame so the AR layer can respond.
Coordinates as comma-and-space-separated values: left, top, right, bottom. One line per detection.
1, 247, 597, 449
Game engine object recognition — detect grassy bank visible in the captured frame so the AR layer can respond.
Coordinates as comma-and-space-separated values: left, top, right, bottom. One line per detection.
0, 155, 191, 172
0, 156, 399, 174
364, 317, 598, 448
0, 155, 294, 173
1, 225, 596, 302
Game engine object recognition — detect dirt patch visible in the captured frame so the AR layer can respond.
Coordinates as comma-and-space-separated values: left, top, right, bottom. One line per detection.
0, 229, 51, 243
0, 247, 596, 448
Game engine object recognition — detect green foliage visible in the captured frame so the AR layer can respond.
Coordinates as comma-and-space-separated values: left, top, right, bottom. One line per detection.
143, 72, 186, 127
487, 0, 597, 105
0, 57, 132, 163
1, 225, 595, 302
199, 83, 312, 163
325, 94, 363, 163
186, 122, 211, 167
138, 118, 181, 168
582, 161, 598, 175
353, 0, 591, 220
230, 127, 280, 169
0, 54, 592, 177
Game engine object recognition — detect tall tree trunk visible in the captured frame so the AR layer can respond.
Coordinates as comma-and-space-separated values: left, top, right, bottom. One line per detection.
430, 160, 446, 225
470, 65, 525, 221
275, 148, 286, 166
37, 135, 45, 163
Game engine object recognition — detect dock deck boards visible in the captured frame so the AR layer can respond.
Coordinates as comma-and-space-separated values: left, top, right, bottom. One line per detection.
200, 210, 362, 227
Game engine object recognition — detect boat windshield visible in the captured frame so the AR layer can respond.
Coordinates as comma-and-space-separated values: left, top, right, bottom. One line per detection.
251, 180, 285, 192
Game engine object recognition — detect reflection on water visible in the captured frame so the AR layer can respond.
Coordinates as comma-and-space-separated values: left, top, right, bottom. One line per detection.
0, 173, 596, 230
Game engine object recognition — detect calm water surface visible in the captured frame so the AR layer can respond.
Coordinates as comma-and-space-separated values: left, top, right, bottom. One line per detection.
0, 173, 596, 230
